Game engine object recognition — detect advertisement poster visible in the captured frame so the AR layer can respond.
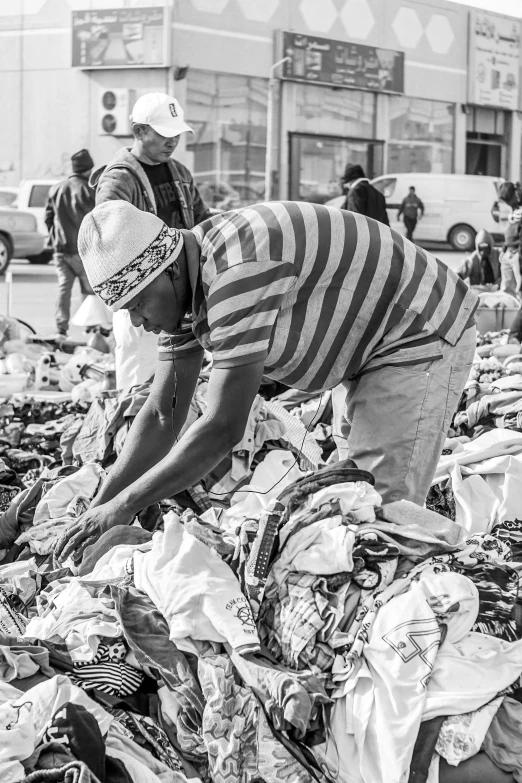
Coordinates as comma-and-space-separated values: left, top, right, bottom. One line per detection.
72, 7, 168, 69
282, 32, 404, 94
469, 12, 521, 109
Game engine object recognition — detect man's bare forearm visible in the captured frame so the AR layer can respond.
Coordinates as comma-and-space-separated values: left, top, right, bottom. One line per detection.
92, 401, 177, 506
93, 354, 203, 507
117, 413, 238, 515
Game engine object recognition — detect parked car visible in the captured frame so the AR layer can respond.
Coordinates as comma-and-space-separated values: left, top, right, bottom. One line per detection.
0, 206, 45, 274
0, 187, 19, 208
16, 179, 60, 264
327, 173, 504, 251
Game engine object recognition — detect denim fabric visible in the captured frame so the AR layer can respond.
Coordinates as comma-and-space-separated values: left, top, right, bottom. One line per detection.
108, 582, 206, 763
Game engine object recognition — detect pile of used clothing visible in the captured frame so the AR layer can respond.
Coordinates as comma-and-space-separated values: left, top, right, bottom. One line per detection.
0, 446, 521, 782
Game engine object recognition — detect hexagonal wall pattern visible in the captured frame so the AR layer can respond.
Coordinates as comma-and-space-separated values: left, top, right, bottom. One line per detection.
425, 14, 454, 55
392, 7, 423, 49
191, 0, 230, 14
340, 0, 375, 41
299, 0, 337, 34
237, 0, 279, 22
0, 0, 48, 14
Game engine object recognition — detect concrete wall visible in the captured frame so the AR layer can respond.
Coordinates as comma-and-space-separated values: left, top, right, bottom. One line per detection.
0, 0, 520, 184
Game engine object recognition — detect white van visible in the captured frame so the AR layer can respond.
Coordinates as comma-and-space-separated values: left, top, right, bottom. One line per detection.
328, 173, 504, 251
375, 173, 504, 251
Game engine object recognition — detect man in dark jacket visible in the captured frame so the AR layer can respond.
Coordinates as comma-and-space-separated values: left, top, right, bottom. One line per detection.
92, 92, 212, 390
397, 186, 424, 241
341, 163, 389, 225
457, 229, 501, 288
45, 149, 95, 337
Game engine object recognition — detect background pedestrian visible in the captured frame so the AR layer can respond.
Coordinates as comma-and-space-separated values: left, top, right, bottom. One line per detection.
341, 163, 389, 225
397, 186, 424, 241
92, 92, 212, 391
44, 149, 95, 339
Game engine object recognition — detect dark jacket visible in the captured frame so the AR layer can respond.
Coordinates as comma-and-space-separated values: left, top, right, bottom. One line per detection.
457, 229, 501, 287
398, 194, 424, 221
343, 179, 389, 226
90, 148, 212, 229
44, 174, 95, 254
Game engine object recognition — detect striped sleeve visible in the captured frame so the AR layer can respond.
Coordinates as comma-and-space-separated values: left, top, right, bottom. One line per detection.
206, 260, 296, 369
157, 323, 204, 362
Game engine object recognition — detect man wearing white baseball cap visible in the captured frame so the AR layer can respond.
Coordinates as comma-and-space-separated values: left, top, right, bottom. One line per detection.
91, 92, 211, 393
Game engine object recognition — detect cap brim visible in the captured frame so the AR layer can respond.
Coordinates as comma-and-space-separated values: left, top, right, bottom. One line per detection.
149, 120, 194, 138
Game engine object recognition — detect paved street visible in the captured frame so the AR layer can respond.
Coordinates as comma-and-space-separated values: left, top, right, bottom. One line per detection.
0, 248, 466, 337
0, 260, 85, 339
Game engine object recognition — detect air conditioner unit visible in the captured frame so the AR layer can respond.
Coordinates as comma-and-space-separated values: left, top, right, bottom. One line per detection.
98, 88, 134, 136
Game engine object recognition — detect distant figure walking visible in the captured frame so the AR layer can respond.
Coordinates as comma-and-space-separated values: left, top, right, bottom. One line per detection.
44, 149, 95, 339
341, 163, 389, 225
398, 186, 424, 241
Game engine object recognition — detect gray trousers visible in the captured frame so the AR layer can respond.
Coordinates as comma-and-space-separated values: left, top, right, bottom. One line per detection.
332, 327, 476, 505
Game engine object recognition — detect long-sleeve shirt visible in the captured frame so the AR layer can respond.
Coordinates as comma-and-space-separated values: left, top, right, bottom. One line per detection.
398, 194, 424, 220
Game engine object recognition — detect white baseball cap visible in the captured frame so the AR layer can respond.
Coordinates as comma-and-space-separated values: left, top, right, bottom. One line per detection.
131, 92, 193, 138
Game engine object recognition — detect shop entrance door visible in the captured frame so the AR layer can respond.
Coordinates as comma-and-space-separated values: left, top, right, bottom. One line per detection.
466, 140, 503, 177
289, 133, 384, 203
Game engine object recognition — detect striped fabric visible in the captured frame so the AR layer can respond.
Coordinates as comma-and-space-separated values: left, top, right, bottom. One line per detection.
158, 202, 478, 392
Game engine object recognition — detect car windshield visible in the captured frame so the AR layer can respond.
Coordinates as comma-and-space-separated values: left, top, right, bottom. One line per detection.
28, 185, 52, 208
0, 191, 18, 207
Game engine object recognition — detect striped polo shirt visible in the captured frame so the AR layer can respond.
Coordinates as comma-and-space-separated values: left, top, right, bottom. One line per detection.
158, 201, 478, 393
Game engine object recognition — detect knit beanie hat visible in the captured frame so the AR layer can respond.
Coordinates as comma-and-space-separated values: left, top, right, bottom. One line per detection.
78, 200, 184, 311
71, 149, 94, 173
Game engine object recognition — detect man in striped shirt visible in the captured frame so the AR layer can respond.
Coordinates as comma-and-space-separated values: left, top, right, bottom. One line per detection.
56, 199, 477, 560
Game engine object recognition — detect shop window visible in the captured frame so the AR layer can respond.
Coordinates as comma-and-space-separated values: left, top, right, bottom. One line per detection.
294, 84, 375, 139
387, 97, 454, 174
185, 70, 269, 210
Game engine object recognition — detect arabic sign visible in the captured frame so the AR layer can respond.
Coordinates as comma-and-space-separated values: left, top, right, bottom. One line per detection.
281, 32, 404, 94
72, 7, 168, 69
469, 11, 521, 109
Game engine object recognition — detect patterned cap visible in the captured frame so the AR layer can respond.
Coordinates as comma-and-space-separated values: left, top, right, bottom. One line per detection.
78, 200, 184, 312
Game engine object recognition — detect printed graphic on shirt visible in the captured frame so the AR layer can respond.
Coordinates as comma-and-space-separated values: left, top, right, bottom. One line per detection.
226, 596, 256, 632
140, 161, 179, 227
383, 617, 440, 687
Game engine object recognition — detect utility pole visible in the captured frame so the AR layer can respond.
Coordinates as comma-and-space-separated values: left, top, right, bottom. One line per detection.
264, 56, 289, 201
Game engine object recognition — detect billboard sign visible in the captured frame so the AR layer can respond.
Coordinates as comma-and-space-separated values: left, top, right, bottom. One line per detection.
469, 12, 521, 109
72, 7, 169, 69
281, 31, 404, 94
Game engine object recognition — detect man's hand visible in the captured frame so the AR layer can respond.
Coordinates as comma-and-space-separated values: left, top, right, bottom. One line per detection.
54, 499, 134, 564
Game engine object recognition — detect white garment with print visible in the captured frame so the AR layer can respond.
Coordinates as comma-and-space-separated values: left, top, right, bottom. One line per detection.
23, 579, 122, 662
435, 698, 503, 766
319, 571, 478, 783
270, 515, 356, 587
424, 632, 522, 720
133, 512, 260, 653
0, 675, 113, 782
15, 463, 105, 554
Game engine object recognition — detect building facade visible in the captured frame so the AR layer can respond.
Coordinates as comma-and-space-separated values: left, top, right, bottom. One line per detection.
1, 0, 522, 211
